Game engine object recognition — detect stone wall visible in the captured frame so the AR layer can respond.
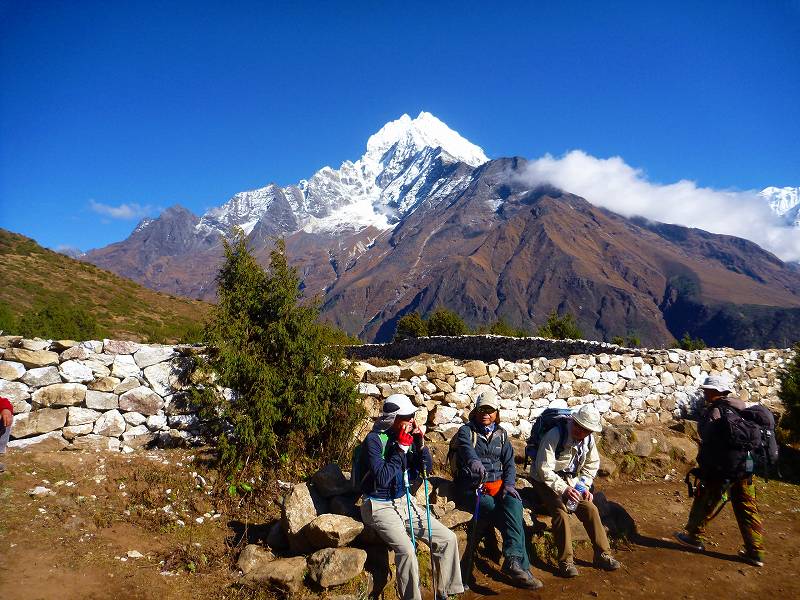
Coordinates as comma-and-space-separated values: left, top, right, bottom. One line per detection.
345, 335, 649, 362
0, 334, 790, 452
352, 347, 789, 439
0, 336, 200, 452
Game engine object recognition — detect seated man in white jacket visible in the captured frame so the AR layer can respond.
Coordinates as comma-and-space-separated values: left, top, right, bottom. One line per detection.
529, 405, 621, 578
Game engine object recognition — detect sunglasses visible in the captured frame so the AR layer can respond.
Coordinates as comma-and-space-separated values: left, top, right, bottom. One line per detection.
476, 406, 497, 414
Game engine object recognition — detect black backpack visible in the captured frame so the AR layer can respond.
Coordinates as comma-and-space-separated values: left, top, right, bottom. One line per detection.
705, 401, 780, 480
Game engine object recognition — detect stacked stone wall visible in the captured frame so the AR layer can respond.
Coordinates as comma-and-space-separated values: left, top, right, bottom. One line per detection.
0, 334, 790, 452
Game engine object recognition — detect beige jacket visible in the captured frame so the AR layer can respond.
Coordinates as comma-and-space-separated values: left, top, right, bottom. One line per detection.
530, 426, 600, 496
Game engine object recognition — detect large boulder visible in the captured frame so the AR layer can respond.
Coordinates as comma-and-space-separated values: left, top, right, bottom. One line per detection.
236, 544, 274, 575
310, 464, 351, 498
88, 376, 120, 393
103, 339, 141, 355
71, 434, 121, 452
68, 407, 101, 426
143, 362, 179, 397
85, 390, 119, 410
365, 366, 401, 384
93, 410, 126, 437
11, 408, 68, 438
134, 346, 177, 369
63, 423, 93, 439
0, 360, 26, 381
21, 366, 61, 388
305, 514, 364, 549
60, 346, 91, 361
59, 360, 95, 383
111, 355, 140, 379
7, 431, 68, 451
3, 348, 59, 369
307, 548, 367, 588
282, 482, 323, 554
32, 383, 87, 408
114, 377, 141, 395
244, 556, 307, 593
0, 380, 31, 405
119, 386, 164, 416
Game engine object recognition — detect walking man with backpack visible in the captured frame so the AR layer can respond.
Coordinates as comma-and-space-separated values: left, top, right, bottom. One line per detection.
453, 391, 544, 590
529, 404, 621, 577
674, 375, 767, 567
358, 394, 464, 600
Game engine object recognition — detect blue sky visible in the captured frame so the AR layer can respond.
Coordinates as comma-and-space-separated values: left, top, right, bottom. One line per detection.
1, 1, 799, 252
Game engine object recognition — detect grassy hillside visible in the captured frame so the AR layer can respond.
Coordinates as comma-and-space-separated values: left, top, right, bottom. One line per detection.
0, 229, 210, 342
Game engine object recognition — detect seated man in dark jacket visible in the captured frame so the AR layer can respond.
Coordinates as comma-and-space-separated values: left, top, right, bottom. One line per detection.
454, 391, 543, 590
359, 394, 464, 600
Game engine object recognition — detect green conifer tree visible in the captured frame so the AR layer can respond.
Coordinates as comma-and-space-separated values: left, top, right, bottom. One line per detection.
778, 343, 800, 441
189, 231, 364, 481
426, 307, 469, 336
537, 311, 583, 340
394, 312, 428, 340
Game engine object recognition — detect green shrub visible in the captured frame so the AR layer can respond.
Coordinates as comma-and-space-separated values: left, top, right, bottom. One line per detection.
0, 302, 16, 334
483, 318, 530, 337
16, 299, 104, 340
778, 343, 800, 442
394, 312, 428, 340
537, 311, 583, 340
426, 308, 469, 336
188, 232, 365, 482
675, 332, 707, 350
611, 334, 641, 347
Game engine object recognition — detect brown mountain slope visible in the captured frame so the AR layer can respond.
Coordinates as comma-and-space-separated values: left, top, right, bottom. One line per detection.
0, 229, 209, 341
319, 159, 800, 346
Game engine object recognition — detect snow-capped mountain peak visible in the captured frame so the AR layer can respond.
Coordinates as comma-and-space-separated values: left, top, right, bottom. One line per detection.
192, 112, 489, 240
365, 111, 488, 167
760, 186, 800, 216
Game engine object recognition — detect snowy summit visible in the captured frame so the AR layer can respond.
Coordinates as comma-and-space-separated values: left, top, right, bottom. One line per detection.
193, 111, 489, 238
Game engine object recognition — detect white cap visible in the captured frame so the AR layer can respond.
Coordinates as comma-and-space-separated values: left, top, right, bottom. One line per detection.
573, 405, 602, 433
382, 394, 417, 418
700, 375, 732, 394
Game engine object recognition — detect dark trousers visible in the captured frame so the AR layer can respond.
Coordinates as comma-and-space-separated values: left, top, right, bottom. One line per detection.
461, 489, 531, 569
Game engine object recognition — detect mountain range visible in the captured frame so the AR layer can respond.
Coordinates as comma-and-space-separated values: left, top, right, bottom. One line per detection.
83, 113, 800, 348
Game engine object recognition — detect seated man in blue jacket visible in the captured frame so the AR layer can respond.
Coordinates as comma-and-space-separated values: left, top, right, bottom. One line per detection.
454, 391, 543, 590
359, 394, 464, 600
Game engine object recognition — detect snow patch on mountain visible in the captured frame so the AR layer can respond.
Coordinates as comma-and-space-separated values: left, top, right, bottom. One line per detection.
761, 186, 800, 223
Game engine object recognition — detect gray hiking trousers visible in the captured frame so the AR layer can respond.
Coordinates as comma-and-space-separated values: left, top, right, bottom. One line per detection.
361, 496, 464, 600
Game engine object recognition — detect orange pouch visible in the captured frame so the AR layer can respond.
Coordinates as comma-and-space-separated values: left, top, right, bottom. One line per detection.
483, 479, 503, 496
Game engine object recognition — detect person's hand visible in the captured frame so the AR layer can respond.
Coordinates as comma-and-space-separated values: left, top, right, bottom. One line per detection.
1, 409, 12, 428
502, 483, 521, 500
411, 422, 425, 451
563, 486, 582, 505
468, 458, 486, 481
581, 488, 593, 503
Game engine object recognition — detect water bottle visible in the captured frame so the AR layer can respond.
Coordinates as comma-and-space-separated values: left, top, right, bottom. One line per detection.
745, 451, 754, 475
565, 476, 589, 513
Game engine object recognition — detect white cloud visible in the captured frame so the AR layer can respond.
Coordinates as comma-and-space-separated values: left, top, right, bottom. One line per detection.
88, 199, 154, 220
515, 150, 800, 261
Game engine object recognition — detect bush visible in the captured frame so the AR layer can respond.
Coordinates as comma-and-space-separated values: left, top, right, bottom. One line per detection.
537, 312, 583, 340
778, 343, 800, 442
0, 302, 16, 334
481, 318, 530, 337
675, 332, 707, 350
16, 299, 104, 340
188, 232, 365, 482
426, 308, 469, 336
611, 334, 641, 347
394, 312, 428, 341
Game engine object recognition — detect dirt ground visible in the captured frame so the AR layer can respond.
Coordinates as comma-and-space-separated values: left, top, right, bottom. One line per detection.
1, 449, 798, 600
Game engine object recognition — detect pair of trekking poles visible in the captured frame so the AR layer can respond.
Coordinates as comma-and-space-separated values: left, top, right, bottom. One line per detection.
402, 441, 439, 599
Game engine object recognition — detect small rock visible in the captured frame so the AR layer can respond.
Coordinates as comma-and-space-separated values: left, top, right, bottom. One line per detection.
127, 550, 144, 559
28, 486, 55, 497
244, 556, 307, 593
307, 547, 367, 588
237, 544, 274, 575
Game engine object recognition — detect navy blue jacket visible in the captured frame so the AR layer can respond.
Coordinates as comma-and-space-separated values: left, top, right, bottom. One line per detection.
360, 430, 433, 500
454, 422, 515, 489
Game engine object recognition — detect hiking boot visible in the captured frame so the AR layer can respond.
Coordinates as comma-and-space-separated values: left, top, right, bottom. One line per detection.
501, 556, 544, 590
593, 552, 621, 571
738, 549, 764, 567
674, 531, 705, 552
558, 560, 579, 578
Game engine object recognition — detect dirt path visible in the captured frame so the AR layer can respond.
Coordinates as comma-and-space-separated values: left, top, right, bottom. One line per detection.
1, 450, 798, 600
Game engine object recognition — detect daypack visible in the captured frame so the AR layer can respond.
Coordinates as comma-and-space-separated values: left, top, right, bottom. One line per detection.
446, 425, 508, 480
523, 408, 573, 468
350, 432, 388, 492
707, 402, 779, 480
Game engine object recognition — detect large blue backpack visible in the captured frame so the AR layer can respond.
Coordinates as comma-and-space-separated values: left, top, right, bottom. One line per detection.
523, 408, 573, 468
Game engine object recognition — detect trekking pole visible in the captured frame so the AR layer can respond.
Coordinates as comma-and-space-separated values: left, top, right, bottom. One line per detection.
403, 469, 417, 550
421, 453, 438, 599
462, 481, 484, 588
